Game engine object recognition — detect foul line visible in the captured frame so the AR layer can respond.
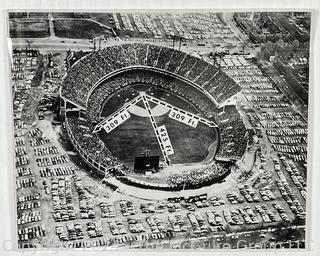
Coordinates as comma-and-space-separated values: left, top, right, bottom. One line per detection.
93, 95, 142, 133
144, 93, 218, 128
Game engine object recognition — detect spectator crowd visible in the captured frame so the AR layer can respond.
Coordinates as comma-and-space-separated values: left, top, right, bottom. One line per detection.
62, 43, 241, 108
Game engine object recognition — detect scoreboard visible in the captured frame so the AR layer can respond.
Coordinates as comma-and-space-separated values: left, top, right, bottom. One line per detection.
134, 155, 160, 173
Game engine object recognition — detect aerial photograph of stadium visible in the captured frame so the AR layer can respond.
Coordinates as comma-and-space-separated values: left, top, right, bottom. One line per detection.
9, 11, 311, 250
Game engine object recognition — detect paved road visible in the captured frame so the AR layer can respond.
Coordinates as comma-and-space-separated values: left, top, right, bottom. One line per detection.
11, 37, 93, 51
260, 62, 308, 121
221, 13, 249, 44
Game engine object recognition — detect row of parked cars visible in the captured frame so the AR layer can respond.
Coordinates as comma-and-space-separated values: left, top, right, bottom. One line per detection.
18, 225, 46, 241
17, 201, 40, 211
87, 221, 103, 238
253, 103, 290, 109
16, 167, 33, 177
16, 147, 27, 156
259, 189, 276, 201
223, 209, 243, 225
168, 214, 187, 232
140, 203, 156, 213
51, 177, 76, 222
276, 180, 305, 222
120, 200, 136, 216
36, 155, 69, 167
226, 192, 244, 204
39, 166, 75, 177
15, 137, 25, 146
127, 217, 145, 233
100, 202, 116, 218
17, 193, 40, 203
255, 204, 277, 223
74, 175, 95, 219
16, 178, 35, 189
64, 231, 174, 249
187, 212, 209, 234
56, 223, 84, 241
166, 202, 182, 212
239, 185, 261, 203
108, 219, 127, 236
273, 203, 290, 222
16, 156, 29, 167
280, 157, 307, 200
240, 206, 260, 224
209, 196, 226, 206
30, 136, 51, 147
274, 159, 306, 222
206, 210, 224, 229
28, 127, 42, 137
146, 216, 166, 234
34, 146, 59, 156
16, 131, 25, 137
17, 210, 41, 225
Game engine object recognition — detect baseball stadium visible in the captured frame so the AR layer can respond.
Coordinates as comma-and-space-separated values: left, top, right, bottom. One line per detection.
60, 43, 248, 191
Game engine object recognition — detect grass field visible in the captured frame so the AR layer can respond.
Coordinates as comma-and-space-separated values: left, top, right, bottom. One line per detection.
53, 19, 110, 39
100, 84, 201, 117
98, 84, 218, 167
9, 19, 49, 38
88, 13, 116, 28
98, 113, 217, 167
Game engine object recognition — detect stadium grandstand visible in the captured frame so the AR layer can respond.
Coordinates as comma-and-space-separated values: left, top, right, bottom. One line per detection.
61, 43, 247, 190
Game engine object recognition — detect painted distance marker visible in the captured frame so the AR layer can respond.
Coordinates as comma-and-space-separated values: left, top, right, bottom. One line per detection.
157, 125, 174, 156
102, 109, 131, 133
169, 109, 199, 128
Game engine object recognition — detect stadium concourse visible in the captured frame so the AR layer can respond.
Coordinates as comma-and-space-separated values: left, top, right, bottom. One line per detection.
61, 42, 248, 191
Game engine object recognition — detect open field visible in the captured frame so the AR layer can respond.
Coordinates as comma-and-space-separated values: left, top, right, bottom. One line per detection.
53, 19, 111, 39
10, 19, 49, 38
88, 13, 116, 28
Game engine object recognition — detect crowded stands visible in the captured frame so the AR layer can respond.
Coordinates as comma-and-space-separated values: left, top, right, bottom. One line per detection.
214, 106, 247, 160
86, 70, 219, 121
166, 162, 230, 189
61, 43, 241, 108
66, 113, 121, 171
85, 69, 247, 161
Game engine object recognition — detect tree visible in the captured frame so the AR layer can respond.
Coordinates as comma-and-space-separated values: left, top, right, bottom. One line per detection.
292, 39, 300, 50
265, 40, 273, 50
276, 38, 285, 49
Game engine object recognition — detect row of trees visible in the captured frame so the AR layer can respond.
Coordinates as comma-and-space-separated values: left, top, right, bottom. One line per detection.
256, 39, 301, 61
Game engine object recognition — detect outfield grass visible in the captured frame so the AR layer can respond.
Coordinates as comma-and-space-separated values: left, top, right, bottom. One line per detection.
98, 115, 161, 167
98, 113, 217, 167
155, 115, 217, 164
9, 19, 49, 38
98, 84, 217, 167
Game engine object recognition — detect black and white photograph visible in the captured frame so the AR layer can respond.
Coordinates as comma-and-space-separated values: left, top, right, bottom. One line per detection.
7, 10, 313, 250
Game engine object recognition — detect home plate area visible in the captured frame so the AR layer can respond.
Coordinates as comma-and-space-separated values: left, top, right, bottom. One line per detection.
128, 100, 169, 117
